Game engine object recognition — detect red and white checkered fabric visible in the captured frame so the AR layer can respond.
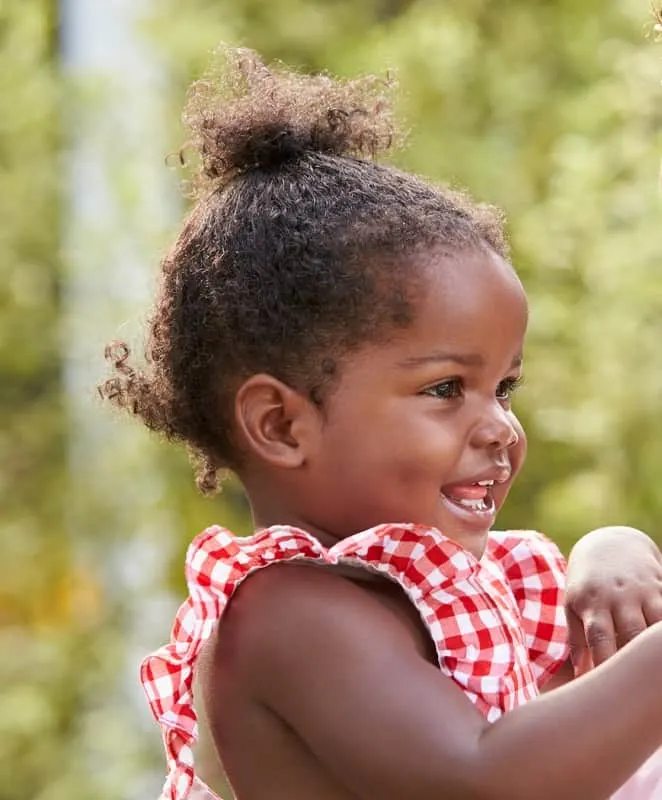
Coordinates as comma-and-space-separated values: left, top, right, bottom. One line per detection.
141, 524, 569, 800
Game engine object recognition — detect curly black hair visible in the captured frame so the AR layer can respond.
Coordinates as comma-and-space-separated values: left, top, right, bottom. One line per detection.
100, 46, 508, 493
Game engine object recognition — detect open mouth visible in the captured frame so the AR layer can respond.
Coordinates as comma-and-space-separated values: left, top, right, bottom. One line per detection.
440, 480, 497, 516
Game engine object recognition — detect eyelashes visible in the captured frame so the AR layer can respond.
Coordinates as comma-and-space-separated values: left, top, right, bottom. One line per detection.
422, 375, 524, 402
496, 375, 524, 400
422, 378, 462, 400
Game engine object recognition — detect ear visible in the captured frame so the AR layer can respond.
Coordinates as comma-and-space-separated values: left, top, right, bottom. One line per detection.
234, 374, 318, 468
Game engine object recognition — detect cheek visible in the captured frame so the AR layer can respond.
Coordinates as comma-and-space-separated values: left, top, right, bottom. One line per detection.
320, 396, 466, 482
320, 414, 425, 482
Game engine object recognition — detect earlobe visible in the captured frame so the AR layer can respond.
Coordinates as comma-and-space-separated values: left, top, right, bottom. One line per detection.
234, 374, 313, 468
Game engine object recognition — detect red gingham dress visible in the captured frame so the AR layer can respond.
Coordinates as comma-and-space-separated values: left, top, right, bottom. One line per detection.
141, 523, 569, 800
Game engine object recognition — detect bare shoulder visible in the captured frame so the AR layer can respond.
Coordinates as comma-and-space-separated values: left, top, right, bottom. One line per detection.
204, 561, 497, 800
222, 562, 423, 684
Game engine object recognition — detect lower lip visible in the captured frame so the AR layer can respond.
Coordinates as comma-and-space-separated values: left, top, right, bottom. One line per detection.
439, 491, 498, 530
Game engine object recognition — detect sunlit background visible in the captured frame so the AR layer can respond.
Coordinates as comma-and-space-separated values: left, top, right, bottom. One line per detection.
2, 1, 662, 798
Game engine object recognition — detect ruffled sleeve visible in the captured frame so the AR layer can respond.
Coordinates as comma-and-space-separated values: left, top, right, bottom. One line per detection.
488, 530, 570, 687
140, 524, 327, 800
140, 526, 241, 800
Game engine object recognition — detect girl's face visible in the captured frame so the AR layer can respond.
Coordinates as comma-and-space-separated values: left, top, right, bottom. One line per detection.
295, 246, 528, 559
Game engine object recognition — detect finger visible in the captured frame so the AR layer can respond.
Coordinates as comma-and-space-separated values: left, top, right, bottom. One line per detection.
643, 596, 662, 627
567, 608, 593, 677
612, 605, 647, 649
582, 610, 617, 667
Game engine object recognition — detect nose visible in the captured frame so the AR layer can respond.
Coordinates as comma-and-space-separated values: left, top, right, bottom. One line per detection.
472, 401, 519, 451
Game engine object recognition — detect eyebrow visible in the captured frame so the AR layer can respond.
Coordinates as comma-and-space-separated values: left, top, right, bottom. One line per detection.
398, 352, 523, 369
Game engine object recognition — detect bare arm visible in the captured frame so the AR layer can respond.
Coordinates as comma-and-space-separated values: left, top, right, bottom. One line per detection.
232, 564, 662, 800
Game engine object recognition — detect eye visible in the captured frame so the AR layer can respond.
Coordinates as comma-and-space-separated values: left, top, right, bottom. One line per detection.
422, 378, 463, 400
496, 376, 523, 401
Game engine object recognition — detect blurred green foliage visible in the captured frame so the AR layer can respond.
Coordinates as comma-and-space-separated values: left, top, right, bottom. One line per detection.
2, 0, 661, 797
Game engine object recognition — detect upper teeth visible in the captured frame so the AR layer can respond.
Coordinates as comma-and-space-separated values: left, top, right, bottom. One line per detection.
457, 497, 488, 510
476, 480, 494, 486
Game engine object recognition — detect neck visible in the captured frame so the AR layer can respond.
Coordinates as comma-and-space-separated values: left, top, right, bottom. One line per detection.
252, 504, 342, 548
242, 469, 346, 548
250, 499, 390, 586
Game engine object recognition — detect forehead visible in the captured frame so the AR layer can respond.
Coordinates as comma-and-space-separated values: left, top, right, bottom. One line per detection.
424, 245, 525, 323
385, 246, 528, 365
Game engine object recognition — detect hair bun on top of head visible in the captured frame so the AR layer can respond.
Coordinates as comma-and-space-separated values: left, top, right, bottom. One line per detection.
181, 45, 400, 192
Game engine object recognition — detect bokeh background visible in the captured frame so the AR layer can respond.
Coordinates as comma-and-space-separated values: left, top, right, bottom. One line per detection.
2, 1, 662, 798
